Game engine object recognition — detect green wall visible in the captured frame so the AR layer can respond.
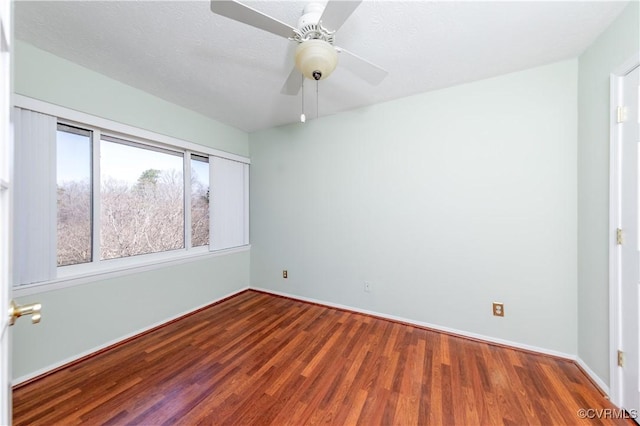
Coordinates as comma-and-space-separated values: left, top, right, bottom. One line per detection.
14, 41, 248, 157
12, 42, 250, 381
250, 59, 579, 356
577, 1, 639, 385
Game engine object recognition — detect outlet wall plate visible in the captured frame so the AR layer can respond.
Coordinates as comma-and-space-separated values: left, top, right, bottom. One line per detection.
492, 302, 504, 317
283, 270, 288, 279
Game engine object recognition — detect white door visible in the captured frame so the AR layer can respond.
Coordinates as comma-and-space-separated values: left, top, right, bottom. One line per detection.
0, 0, 12, 422
620, 64, 640, 418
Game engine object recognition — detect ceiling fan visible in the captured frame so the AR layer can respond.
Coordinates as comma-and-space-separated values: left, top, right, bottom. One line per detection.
210, 0, 388, 95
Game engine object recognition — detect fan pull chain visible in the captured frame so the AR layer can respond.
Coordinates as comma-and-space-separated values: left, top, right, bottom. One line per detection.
316, 79, 319, 119
300, 75, 306, 123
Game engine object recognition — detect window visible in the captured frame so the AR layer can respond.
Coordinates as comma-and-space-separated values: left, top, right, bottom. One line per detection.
13, 103, 250, 289
56, 125, 92, 266
100, 136, 184, 259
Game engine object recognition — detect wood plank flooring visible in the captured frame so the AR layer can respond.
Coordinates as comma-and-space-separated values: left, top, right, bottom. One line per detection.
13, 290, 635, 425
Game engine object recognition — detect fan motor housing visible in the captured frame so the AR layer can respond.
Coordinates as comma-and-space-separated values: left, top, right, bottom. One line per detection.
296, 3, 334, 44
297, 3, 323, 30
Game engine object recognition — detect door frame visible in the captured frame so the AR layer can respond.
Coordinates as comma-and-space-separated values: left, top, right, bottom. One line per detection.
0, 0, 11, 422
609, 52, 640, 408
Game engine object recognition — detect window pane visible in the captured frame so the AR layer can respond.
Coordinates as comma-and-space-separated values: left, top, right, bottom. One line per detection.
191, 155, 209, 247
100, 137, 184, 260
57, 124, 92, 266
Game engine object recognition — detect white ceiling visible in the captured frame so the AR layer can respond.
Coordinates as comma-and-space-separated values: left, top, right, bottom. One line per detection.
15, 0, 629, 133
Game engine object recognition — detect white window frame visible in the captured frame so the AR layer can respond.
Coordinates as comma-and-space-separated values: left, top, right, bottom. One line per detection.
13, 95, 250, 297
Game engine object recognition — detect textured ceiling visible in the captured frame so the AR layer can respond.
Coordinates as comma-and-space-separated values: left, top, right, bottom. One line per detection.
15, 0, 629, 133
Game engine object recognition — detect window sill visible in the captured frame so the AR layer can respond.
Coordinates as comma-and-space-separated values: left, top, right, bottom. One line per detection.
12, 245, 251, 297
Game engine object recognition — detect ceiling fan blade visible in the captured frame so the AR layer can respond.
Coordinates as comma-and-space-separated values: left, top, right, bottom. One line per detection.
210, 0, 298, 39
319, 0, 362, 32
335, 46, 388, 85
281, 66, 302, 95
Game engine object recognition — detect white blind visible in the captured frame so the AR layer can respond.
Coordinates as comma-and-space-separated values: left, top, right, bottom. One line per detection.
210, 156, 249, 251
13, 108, 57, 285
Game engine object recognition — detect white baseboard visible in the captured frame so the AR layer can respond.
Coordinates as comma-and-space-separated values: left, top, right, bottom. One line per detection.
576, 357, 610, 396
12, 287, 249, 386
251, 286, 576, 361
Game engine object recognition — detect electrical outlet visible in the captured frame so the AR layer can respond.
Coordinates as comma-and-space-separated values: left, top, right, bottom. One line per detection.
283, 270, 288, 279
492, 302, 504, 317
364, 281, 371, 293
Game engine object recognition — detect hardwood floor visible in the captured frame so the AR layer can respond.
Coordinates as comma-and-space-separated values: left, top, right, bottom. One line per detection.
13, 290, 635, 425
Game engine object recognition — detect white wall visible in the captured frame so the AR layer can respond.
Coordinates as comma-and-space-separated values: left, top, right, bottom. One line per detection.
11, 42, 250, 381
250, 59, 578, 355
577, 1, 639, 386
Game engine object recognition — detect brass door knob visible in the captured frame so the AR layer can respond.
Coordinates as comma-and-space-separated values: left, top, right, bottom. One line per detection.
9, 300, 42, 326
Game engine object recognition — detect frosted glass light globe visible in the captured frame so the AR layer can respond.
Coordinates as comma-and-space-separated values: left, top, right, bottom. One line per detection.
295, 39, 338, 81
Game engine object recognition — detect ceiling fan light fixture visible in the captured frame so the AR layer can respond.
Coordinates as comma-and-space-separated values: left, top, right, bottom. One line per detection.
295, 39, 338, 81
